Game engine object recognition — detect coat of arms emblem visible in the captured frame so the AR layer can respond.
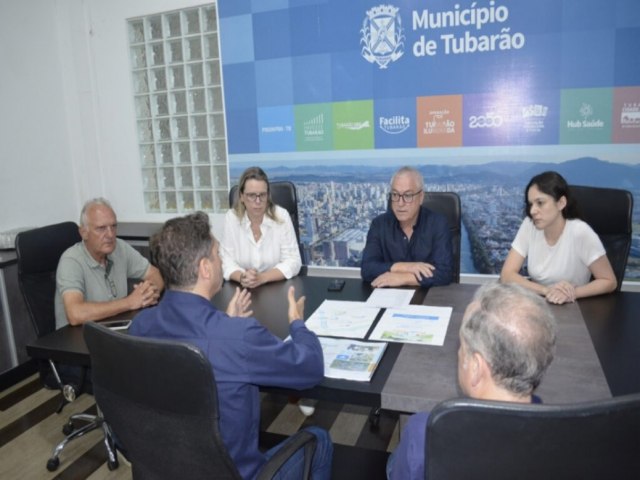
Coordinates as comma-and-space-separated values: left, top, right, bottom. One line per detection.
361, 4, 405, 69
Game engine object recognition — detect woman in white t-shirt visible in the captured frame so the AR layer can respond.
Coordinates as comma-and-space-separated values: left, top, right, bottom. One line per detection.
500, 171, 617, 304
220, 166, 302, 289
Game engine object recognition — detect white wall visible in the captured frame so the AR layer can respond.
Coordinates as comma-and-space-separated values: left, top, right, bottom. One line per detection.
0, 0, 78, 231
0, 0, 226, 233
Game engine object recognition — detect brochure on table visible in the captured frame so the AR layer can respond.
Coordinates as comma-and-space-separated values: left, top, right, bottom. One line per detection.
319, 337, 388, 382
305, 300, 380, 339
368, 305, 453, 346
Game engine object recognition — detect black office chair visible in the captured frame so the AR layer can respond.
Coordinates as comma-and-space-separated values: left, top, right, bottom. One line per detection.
423, 192, 461, 283
15, 222, 117, 471
426, 394, 640, 479
569, 185, 634, 291
84, 322, 317, 479
229, 180, 304, 262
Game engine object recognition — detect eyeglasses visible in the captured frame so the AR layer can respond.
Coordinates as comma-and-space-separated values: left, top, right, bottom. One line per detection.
389, 191, 422, 203
104, 261, 116, 298
104, 273, 117, 298
244, 192, 268, 203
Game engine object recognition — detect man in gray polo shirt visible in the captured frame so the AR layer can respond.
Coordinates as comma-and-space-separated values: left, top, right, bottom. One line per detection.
54, 198, 164, 330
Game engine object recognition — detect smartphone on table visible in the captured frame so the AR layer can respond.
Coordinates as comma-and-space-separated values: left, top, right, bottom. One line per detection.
101, 320, 132, 331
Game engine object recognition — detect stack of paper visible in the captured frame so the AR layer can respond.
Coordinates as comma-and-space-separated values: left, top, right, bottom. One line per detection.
365, 288, 415, 308
305, 300, 380, 339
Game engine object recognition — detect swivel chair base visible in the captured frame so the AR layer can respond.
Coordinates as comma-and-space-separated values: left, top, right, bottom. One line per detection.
46, 409, 118, 472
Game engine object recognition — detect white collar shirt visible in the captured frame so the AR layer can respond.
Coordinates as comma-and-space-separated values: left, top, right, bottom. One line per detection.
219, 205, 302, 280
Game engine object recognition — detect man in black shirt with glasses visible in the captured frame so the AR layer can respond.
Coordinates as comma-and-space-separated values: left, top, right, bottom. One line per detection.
361, 166, 453, 288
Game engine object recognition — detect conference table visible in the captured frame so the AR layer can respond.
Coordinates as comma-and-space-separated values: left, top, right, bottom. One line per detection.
26, 274, 640, 414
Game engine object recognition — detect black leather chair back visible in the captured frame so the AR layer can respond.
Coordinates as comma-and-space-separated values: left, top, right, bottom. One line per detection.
570, 185, 633, 291
427, 394, 640, 480
229, 180, 303, 260
423, 192, 461, 283
84, 322, 241, 479
15, 222, 81, 337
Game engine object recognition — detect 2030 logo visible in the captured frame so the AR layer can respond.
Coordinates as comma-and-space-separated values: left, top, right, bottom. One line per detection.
468, 112, 504, 129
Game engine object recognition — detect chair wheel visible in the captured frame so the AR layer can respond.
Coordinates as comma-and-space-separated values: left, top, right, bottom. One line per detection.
47, 457, 60, 471
107, 459, 119, 471
62, 421, 75, 435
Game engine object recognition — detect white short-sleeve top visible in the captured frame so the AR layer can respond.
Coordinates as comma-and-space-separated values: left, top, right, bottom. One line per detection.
511, 218, 606, 286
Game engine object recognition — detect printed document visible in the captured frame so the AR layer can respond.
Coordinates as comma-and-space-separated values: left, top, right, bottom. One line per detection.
305, 300, 380, 339
319, 337, 388, 382
365, 288, 415, 308
369, 305, 453, 346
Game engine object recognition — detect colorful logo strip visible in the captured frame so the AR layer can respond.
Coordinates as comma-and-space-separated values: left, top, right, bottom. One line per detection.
234, 87, 639, 154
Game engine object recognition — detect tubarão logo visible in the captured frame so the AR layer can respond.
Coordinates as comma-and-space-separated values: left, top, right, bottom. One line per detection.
361, 4, 405, 69
304, 113, 325, 135
336, 121, 371, 131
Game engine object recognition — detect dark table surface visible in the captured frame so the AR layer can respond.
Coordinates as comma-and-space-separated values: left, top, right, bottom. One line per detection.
211, 275, 421, 406
26, 276, 414, 407
579, 291, 640, 397
384, 284, 612, 412
26, 276, 640, 410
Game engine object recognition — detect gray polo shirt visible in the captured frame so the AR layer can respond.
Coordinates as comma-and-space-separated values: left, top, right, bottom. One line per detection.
54, 238, 150, 329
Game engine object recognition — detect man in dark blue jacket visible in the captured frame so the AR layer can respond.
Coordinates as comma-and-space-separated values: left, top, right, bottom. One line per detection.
130, 211, 332, 479
361, 166, 453, 287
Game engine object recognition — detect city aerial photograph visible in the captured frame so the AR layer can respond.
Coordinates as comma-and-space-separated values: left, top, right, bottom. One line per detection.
231, 154, 640, 280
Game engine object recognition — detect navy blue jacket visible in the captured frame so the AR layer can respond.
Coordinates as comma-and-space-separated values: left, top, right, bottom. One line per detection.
361, 206, 453, 287
130, 290, 324, 479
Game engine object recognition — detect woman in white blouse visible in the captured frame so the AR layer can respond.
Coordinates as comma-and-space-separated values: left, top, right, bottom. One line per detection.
500, 171, 617, 304
221, 166, 302, 289
222, 167, 313, 416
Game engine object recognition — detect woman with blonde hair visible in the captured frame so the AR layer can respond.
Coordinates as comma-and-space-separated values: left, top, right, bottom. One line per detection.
220, 166, 301, 289
221, 167, 313, 415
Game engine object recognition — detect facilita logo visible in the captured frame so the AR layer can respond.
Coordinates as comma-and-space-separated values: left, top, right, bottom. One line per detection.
379, 115, 410, 134
361, 4, 405, 69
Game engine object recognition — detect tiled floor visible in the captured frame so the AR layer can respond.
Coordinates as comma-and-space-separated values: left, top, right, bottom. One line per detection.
0, 375, 400, 479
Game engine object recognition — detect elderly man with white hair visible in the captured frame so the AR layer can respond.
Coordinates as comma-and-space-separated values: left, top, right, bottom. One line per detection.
55, 197, 163, 329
